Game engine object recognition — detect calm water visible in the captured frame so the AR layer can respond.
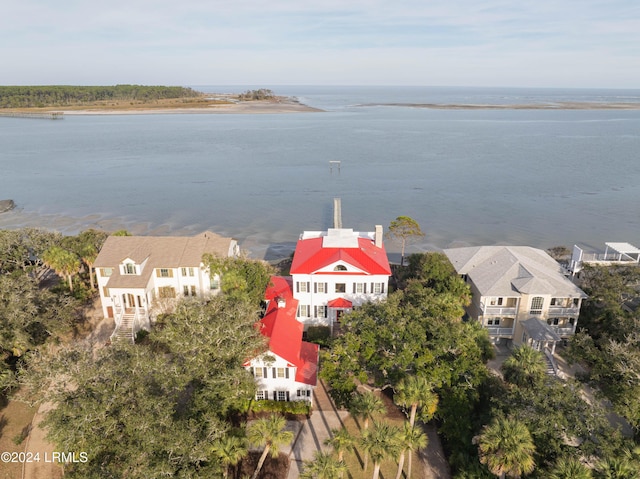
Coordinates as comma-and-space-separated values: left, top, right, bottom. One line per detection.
1, 86, 640, 259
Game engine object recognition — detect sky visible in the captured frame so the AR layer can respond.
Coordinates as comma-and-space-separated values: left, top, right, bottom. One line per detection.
2, 0, 640, 88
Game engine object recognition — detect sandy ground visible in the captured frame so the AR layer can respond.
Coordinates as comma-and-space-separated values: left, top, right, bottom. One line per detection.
56, 99, 323, 115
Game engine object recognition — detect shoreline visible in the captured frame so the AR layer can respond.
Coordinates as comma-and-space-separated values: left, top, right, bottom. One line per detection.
2, 98, 324, 116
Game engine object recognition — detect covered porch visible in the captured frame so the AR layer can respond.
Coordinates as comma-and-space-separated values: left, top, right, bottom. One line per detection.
521, 318, 562, 375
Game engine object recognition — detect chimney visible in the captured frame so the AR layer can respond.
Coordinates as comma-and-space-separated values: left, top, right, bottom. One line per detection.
375, 225, 383, 248
277, 297, 286, 308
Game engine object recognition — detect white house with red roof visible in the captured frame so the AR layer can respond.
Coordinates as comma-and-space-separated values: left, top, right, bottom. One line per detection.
246, 276, 319, 403
289, 226, 392, 329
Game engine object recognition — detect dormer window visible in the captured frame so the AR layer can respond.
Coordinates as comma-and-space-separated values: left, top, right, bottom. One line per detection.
334, 265, 347, 271
123, 263, 136, 275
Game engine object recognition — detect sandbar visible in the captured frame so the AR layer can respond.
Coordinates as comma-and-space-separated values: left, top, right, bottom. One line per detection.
359, 101, 640, 110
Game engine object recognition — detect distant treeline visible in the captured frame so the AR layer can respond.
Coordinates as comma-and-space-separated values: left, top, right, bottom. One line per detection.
0, 85, 202, 108
237, 88, 276, 101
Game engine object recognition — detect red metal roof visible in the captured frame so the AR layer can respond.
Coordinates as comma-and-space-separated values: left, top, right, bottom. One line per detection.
258, 276, 319, 386
290, 236, 391, 275
327, 297, 353, 308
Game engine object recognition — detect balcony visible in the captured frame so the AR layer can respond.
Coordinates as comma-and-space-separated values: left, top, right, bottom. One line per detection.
486, 327, 514, 337
549, 325, 576, 337
481, 304, 517, 316
548, 306, 580, 316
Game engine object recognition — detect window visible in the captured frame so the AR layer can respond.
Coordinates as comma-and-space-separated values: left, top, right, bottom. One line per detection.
256, 391, 266, 400
530, 296, 544, 314
335, 283, 346, 293
334, 265, 347, 271
100, 268, 113, 277
183, 286, 189, 297
277, 391, 287, 401
490, 297, 503, 306
297, 282, 310, 293
487, 318, 500, 326
298, 305, 310, 317
157, 268, 173, 278
569, 317, 576, 326
315, 282, 327, 293
354, 283, 366, 294
158, 286, 176, 298
373, 283, 385, 294
254, 367, 265, 378
210, 276, 220, 290
315, 305, 327, 318
191, 285, 196, 296
123, 263, 136, 275
276, 368, 286, 378
182, 267, 194, 277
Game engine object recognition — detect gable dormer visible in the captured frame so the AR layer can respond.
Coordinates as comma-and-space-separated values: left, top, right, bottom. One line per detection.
120, 258, 140, 275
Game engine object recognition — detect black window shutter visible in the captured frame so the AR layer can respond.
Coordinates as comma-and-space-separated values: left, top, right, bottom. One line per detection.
352, 283, 356, 294
314, 283, 317, 293
263, 367, 267, 378
273, 391, 277, 400
285, 368, 289, 379
272, 368, 276, 378
296, 282, 299, 292
307, 282, 310, 292
286, 391, 290, 401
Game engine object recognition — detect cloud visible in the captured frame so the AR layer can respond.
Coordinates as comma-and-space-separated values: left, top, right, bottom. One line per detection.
2, 0, 639, 86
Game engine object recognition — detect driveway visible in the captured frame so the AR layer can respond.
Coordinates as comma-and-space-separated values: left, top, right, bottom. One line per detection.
286, 380, 350, 479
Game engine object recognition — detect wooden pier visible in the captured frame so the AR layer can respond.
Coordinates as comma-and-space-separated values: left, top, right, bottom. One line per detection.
333, 198, 342, 228
0, 111, 64, 120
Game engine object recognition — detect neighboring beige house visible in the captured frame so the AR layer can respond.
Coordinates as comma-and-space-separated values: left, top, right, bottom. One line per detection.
444, 246, 587, 354
94, 231, 239, 342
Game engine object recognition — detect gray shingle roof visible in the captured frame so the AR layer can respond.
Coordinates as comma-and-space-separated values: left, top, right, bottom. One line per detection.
443, 246, 586, 298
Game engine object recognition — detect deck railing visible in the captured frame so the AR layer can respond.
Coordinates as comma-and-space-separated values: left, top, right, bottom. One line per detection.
486, 327, 514, 337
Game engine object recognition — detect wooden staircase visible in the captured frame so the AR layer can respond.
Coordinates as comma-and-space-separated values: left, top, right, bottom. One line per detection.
111, 310, 136, 343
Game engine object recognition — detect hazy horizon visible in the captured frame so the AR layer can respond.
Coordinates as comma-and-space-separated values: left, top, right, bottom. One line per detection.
3, 1, 639, 89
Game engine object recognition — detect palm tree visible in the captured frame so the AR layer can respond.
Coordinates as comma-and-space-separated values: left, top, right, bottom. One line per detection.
41, 246, 80, 292
350, 392, 386, 471
395, 421, 428, 479
501, 345, 547, 388
394, 375, 438, 428
595, 457, 638, 479
300, 451, 347, 479
350, 391, 386, 431
360, 420, 403, 479
80, 243, 98, 290
211, 435, 248, 479
325, 427, 354, 478
549, 457, 593, 479
247, 414, 293, 479
476, 417, 536, 479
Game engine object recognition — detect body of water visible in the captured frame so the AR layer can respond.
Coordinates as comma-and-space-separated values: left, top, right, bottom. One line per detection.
1, 86, 639, 260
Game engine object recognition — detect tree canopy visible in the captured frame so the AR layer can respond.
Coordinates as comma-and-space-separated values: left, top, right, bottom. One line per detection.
22, 296, 265, 478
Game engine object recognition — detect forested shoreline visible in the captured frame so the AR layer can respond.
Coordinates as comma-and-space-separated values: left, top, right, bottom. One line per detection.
0, 85, 202, 108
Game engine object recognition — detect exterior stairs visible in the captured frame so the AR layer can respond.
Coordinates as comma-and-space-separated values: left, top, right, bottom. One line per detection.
111, 312, 135, 343
544, 353, 557, 376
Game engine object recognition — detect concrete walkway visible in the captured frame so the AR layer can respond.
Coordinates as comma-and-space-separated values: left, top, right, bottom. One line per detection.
286, 380, 350, 479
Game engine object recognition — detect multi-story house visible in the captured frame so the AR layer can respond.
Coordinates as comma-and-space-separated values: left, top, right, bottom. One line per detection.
444, 246, 587, 354
245, 276, 319, 404
289, 226, 392, 329
94, 231, 239, 342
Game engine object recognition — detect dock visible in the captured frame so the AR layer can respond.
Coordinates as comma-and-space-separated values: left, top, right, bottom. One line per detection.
0, 111, 64, 120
